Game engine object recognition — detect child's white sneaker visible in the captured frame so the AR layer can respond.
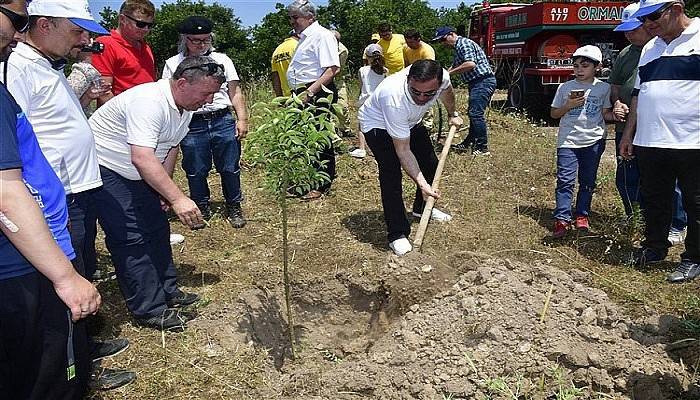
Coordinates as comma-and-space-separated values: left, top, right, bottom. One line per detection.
349, 148, 366, 159
412, 208, 452, 222
389, 237, 412, 256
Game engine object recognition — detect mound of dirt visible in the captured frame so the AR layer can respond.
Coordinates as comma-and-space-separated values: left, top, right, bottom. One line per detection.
194, 252, 697, 399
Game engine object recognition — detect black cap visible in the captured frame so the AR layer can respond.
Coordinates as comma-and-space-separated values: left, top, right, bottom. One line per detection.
177, 16, 213, 35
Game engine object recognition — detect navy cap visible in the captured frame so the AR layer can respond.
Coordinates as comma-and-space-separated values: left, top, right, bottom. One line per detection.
431, 26, 455, 42
177, 16, 213, 35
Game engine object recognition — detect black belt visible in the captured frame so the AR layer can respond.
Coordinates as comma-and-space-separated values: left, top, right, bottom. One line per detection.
191, 107, 231, 122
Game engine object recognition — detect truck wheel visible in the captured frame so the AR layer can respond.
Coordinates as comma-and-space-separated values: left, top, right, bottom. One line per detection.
507, 81, 524, 111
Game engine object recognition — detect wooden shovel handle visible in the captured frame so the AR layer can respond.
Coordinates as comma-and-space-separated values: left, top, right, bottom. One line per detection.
413, 124, 458, 250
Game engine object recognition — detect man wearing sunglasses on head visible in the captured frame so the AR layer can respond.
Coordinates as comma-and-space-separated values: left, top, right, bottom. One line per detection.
88, 56, 224, 331
358, 60, 463, 256
619, 0, 700, 283
92, 0, 156, 107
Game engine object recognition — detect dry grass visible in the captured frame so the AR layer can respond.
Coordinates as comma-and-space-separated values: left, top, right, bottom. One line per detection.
91, 85, 700, 399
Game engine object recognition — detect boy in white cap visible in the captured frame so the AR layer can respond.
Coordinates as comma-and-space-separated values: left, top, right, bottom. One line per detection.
549, 45, 619, 238
350, 43, 387, 159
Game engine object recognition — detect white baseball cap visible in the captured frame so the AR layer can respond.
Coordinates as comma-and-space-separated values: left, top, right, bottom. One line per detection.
364, 43, 383, 57
28, 0, 109, 35
572, 45, 603, 64
632, 0, 676, 19
615, 3, 643, 31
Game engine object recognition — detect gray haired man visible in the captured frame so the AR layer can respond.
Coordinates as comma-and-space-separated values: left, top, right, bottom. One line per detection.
88, 56, 224, 330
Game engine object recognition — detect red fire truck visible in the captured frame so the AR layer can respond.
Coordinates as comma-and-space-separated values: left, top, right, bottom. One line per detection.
469, 1, 629, 118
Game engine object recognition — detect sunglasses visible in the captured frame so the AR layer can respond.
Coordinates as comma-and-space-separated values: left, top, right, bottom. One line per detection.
638, 2, 675, 22
122, 14, 155, 29
180, 62, 224, 76
0, 6, 29, 33
186, 36, 212, 45
407, 85, 438, 99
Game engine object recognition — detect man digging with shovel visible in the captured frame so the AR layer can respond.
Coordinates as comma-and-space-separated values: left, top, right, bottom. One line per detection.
358, 60, 463, 256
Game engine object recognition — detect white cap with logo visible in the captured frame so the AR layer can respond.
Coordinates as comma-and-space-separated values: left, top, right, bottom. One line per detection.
572, 45, 603, 64
28, 0, 109, 35
615, 3, 643, 32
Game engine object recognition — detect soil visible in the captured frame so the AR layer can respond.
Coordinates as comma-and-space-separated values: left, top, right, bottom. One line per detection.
191, 251, 700, 399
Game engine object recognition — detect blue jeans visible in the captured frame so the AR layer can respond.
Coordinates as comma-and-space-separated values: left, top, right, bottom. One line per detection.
463, 75, 497, 151
672, 183, 687, 232
554, 139, 606, 221
181, 112, 242, 206
614, 131, 642, 217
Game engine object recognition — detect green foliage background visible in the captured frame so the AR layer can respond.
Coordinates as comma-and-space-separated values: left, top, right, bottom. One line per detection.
99, 0, 474, 79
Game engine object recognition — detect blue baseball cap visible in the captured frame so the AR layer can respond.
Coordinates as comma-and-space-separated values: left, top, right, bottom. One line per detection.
615, 3, 643, 31
632, 0, 675, 19
431, 26, 455, 42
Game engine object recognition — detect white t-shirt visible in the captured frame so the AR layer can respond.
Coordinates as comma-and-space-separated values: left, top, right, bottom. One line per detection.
551, 78, 611, 148
89, 79, 193, 181
358, 66, 386, 107
3, 42, 101, 194
633, 17, 700, 149
286, 21, 340, 89
162, 51, 239, 114
358, 67, 451, 139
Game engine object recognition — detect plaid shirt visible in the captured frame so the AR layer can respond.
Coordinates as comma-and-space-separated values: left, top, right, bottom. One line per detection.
453, 36, 493, 83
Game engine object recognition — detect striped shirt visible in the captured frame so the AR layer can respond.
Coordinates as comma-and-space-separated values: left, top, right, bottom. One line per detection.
453, 36, 493, 83
633, 17, 700, 149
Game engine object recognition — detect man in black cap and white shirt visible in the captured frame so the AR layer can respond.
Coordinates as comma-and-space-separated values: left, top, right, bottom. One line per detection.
358, 60, 463, 256
162, 16, 249, 227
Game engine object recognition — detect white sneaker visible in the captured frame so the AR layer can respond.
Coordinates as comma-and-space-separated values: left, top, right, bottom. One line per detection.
170, 233, 185, 245
668, 228, 686, 246
389, 237, 412, 256
412, 207, 453, 222
349, 148, 366, 159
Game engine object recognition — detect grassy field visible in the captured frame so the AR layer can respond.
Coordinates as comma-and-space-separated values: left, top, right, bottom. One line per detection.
90, 82, 700, 399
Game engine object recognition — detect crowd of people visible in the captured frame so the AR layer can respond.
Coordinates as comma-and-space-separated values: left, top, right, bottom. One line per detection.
0, 0, 697, 397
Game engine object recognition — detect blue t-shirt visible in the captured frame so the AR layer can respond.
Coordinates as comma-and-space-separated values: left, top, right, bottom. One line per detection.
0, 83, 74, 280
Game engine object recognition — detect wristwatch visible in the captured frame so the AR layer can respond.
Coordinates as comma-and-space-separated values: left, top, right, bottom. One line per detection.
449, 111, 459, 117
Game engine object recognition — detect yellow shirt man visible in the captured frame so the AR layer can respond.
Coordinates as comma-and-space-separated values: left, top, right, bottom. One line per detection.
271, 36, 298, 96
378, 33, 406, 75
403, 41, 436, 65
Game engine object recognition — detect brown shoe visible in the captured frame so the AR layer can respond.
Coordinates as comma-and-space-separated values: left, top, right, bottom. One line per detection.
301, 190, 323, 201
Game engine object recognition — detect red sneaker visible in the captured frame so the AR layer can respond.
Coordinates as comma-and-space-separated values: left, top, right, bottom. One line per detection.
553, 220, 570, 238
574, 215, 590, 231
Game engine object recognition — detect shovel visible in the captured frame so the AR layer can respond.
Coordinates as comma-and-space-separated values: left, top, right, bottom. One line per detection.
413, 124, 458, 250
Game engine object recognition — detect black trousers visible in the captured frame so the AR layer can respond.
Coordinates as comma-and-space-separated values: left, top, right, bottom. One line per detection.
364, 124, 438, 242
67, 188, 100, 280
0, 272, 89, 400
636, 146, 700, 261
293, 80, 338, 192
94, 166, 179, 319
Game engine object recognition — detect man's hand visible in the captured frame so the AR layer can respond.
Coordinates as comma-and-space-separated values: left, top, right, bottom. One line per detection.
613, 100, 629, 122
448, 116, 464, 128
236, 120, 248, 139
171, 197, 204, 229
619, 133, 635, 160
420, 184, 441, 202
53, 272, 101, 322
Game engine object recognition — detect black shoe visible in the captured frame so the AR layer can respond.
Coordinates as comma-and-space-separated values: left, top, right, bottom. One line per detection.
226, 202, 246, 228
91, 338, 129, 362
135, 308, 189, 331
90, 367, 136, 391
166, 289, 200, 308
197, 203, 212, 220
667, 260, 700, 283
630, 247, 667, 267
451, 141, 472, 152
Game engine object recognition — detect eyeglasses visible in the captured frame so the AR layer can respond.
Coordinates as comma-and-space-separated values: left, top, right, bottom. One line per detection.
407, 85, 438, 99
122, 14, 155, 29
638, 2, 675, 22
180, 62, 224, 76
0, 6, 29, 33
186, 36, 212, 45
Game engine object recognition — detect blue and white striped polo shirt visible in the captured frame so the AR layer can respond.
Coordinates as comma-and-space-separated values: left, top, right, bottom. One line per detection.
633, 17, 700, 149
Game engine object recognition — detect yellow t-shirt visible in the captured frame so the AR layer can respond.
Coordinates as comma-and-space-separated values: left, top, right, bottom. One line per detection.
378, 34, 406, 75
403, 41, 436, 65
271, 37, 298, 96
